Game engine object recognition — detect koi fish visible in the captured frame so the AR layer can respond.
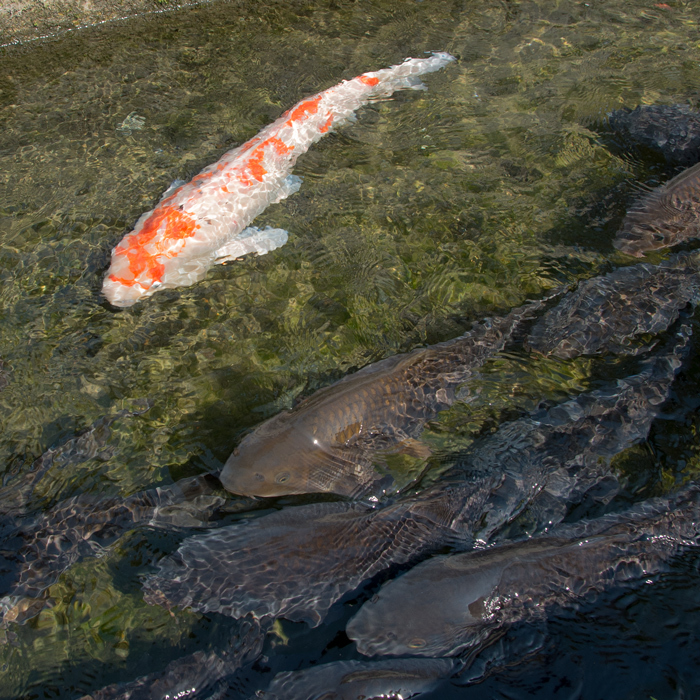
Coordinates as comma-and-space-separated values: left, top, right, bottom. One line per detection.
102, 52, 456, 307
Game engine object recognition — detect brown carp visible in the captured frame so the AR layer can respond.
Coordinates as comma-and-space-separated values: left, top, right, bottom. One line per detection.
258, 658, 460, 700
0, 473, 227, 626
219, 301, 544, 498
81, 615, 265, 700
614, 162, 700, 256
142, 326, 689, 627
0, 402, 151, 518
348, 483, 700, 658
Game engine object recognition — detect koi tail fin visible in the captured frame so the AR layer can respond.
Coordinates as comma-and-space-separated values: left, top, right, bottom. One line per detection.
370, 52, 456, 94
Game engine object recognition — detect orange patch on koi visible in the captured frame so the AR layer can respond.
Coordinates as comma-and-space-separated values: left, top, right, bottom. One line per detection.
237, 136, 294, 184
359, 75, 379, 86
112, 205, 197, 287
247, 148, 267, 182
285, 96, 322, 126
319, 115, 333, 133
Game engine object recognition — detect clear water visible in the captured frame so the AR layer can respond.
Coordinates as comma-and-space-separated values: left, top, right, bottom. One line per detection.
1, 0, 700, 697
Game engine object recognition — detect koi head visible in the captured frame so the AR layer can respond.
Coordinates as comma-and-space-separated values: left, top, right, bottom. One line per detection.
102, 260, 163, 307
102, 200, 199, 307
220, 412, 373, 498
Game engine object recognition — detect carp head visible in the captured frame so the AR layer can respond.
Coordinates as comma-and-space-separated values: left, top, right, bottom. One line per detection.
347, 551, 505, 658
220, 412, 376, 498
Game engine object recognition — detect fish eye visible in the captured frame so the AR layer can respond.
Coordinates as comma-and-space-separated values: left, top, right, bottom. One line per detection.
408, 637, 426, 649
254, 472, 265, 482
275, 471, 291, 484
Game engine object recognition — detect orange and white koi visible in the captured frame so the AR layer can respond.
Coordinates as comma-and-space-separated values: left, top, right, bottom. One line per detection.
102, 52, 455, 307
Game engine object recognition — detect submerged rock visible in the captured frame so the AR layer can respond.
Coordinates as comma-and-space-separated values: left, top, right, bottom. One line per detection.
142, 326, 689, 627
526, 253, 700, 358
348, 482, 700, 658
220, 299, 545, 499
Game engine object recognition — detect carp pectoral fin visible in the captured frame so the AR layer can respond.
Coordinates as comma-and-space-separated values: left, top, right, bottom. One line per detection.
312, 448, 381, 498
271, 174, 303, 204
395, 438, 432, 460
214, 226, 289, 264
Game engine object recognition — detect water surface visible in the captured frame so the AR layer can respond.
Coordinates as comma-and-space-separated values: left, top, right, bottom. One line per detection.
1, 0, 700, 697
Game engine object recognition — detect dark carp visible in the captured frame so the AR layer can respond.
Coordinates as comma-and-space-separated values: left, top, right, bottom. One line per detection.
526, 253, 700, 358
142, 326, 689, 626
257, 658, 460, 700
348, 483, 700, 658
0, 405, 150, 518
614, 162, 700, 256
0, 473, 228, 625
81, 615, 265, 700
220, 300, 545, 498
607, 104, 700, 167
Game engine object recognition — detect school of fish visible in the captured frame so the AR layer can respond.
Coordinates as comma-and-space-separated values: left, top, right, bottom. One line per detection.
10, 51, 700, 700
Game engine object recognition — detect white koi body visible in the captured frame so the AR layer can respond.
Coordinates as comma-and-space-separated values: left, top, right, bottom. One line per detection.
102, 52, 455, 307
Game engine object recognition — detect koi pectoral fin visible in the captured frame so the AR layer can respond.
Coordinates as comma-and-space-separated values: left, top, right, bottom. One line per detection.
214, 226, 289, 264
271, 174, 302, 204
